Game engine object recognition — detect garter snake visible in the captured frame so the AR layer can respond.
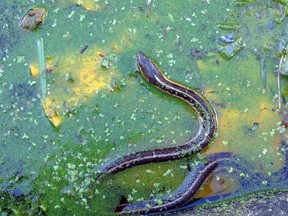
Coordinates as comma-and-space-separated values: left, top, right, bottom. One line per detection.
95, 52, 218, 214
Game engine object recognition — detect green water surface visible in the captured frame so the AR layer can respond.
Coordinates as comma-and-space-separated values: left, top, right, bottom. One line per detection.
1, 0, 288, 215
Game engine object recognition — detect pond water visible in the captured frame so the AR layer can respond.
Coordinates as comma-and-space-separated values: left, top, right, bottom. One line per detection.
0, 0, 288, 215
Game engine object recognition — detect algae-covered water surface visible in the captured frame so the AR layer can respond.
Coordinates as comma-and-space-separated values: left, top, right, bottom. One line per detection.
1, 0, 288, 215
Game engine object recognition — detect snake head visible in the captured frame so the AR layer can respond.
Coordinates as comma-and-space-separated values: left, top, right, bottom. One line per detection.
136, 52, 165, 85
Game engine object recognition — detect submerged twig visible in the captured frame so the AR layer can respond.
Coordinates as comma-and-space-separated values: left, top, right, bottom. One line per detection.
37, 37, 46, 103
80, 45, 88, 54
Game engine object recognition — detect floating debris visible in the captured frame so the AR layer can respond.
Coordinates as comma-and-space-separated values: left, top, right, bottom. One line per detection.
101, 57, 110, 69
80, 45, 89, 54
100, 50, 118, 69
19, 7, 47, 31
218, 37, 245, 60
107, 77, 125, 92
243, 122, 259, 136
65, 73, 75, 83
29, 63, 39, 77
43, 98, 63, 128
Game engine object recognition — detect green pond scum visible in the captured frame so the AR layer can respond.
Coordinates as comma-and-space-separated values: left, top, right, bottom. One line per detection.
1, 0, 288, 215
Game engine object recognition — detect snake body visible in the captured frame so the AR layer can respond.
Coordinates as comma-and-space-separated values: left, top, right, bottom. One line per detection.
95, 52, 218, 214
96, 52, 216, 176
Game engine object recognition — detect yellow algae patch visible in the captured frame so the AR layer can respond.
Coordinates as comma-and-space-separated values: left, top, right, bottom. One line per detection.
40, 45, 118, 127
195, 174, 234, 199
42, 98, 63, 128
54, 0, 103, 11
71, 0, 102, 11
197, 52, 221, 72
73, 67, 108, 96
204, 100, 284, 172
29, 63, 39, 77
218, 109, 242, 135
205, 108, 241, 154
29, 57, 57, 78
198, 51, 284, 173
57, 49, 112, 102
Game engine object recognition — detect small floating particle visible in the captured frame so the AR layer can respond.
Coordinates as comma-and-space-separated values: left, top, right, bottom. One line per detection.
67, 11, 75, 18
22, 133, 29, 140
163, 169, 173, 177
156, 198, 163, 205
67, 163, 76, 169
63, 32, 71, 38
40, 204, 47, 212
95, 189, 100, 195
228, 167, 234, 173
239, 173, 245, 177
79, 14, 86, 22
261, 180, 267, 185
145, 169, 154, 174
132, 188, 137, 194
52, 19, 57, 27
127, 194, 133, 202
17, 56, 25, 63
101, 58, 110, 69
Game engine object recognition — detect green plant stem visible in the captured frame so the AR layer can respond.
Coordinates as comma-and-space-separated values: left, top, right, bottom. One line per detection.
37, 37, 46, 103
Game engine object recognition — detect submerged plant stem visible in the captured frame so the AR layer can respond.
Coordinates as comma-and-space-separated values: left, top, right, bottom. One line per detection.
37, 37, 46, 103
278, 55, 284, 110
260, 58, 266, 89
